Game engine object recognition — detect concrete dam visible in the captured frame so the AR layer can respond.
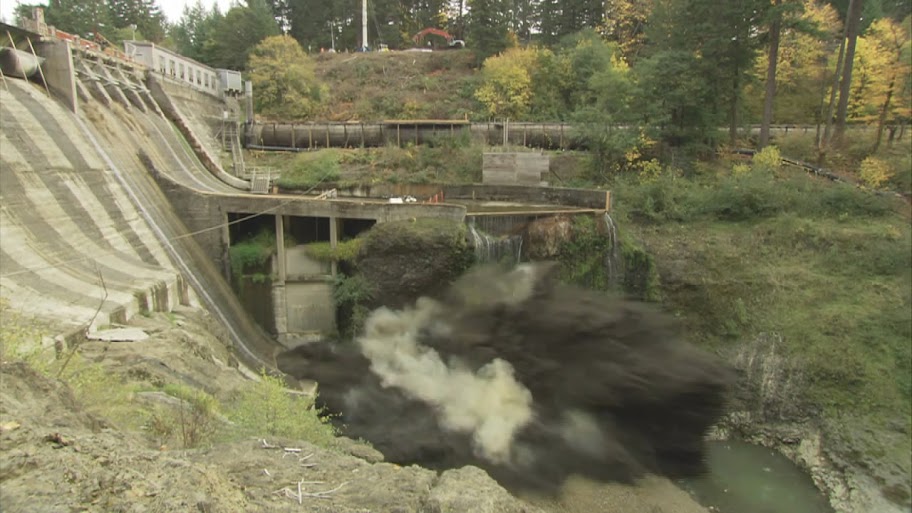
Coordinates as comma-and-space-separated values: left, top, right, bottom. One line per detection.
0, 30, 611, 360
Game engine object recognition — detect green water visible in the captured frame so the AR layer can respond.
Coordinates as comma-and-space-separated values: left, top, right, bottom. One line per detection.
680, 440, 835, 513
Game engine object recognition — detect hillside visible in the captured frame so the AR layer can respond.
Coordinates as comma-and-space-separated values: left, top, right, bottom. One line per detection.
311, 50, 482, 121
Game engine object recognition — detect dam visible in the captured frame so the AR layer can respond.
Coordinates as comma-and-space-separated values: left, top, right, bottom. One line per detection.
0, 24, 610, 356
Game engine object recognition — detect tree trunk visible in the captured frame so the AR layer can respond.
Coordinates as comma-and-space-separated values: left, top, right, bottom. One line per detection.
820, 36, 847, 157
872, 78, 895, 153
833, 0, 864, 143
760, 5, 782, 149
730, 68, 740, 147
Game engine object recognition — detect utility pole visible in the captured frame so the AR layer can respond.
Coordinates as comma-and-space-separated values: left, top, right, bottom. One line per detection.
362, 0, 368, 51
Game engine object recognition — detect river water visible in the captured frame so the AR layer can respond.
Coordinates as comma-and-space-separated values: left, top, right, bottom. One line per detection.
679, 440, 835, 513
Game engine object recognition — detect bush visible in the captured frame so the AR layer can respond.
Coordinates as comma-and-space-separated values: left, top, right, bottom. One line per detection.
229, 229, 276, 279
859, 156, 895, 188
751, 146, 782, 173
303, 238, 364, 263
150, 384, 221, 449
227, 370, 336, 447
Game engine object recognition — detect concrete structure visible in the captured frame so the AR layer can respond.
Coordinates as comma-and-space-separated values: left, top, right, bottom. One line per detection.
218, 69, 243, 95
482, 152, 550, 186
35, 40, 77, 112
0, 77, 186, 336
124, 41, 221, 97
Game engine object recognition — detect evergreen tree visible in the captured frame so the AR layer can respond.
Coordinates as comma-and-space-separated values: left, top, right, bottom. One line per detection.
45, 0, 112, 38
466, 0, 510, 61
171, 1, 223, 62
204, 0, 280, 70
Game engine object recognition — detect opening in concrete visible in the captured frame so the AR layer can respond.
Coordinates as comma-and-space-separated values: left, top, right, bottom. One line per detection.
287, 216, 331, 244
226, 212, 277, 335
340, 218, 376, 240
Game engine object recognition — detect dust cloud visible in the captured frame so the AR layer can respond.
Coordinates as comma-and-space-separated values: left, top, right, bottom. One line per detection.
278, 263, 732, 491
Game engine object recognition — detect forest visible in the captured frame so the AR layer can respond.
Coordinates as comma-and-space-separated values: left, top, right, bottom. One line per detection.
17, 0, 911, 191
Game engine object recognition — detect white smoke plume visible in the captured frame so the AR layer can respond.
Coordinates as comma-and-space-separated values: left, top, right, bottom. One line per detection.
358, 297, 534, 464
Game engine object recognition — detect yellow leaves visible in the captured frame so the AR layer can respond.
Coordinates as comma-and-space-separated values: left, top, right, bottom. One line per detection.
850, 17, 912, 123
859, 157, 895, 188
474, 47, 547, 119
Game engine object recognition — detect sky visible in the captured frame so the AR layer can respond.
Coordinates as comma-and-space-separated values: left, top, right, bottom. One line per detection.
1, 0, 234, 27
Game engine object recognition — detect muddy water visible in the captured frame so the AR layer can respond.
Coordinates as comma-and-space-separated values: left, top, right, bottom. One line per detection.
679, 440, 835, 513
524, 475, 709, 513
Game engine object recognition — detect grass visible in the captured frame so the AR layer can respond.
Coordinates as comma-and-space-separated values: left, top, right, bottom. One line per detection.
246, 132, 485, 187
1, 304, 337, 451
313, 50, 483, 121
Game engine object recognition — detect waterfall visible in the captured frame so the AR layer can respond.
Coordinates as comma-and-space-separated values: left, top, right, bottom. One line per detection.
603, 212, 621, 287
467, 219, 523, 265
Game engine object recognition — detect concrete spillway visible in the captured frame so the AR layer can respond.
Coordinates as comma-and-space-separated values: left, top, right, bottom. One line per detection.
0, 78, 182, 332
0, 76, 278, 367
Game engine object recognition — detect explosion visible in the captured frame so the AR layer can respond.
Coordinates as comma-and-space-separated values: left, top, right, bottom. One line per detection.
278, 263, 731, 491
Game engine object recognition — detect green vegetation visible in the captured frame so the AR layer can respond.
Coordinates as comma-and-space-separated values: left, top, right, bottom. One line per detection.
275, 150, 342, 190
228, 229, 276, 283
226, 370, 337, 447
303, 238, 364, 262
607, 164, 911, 430
332, 274, 377, 340
252, 134, 484, 188
1, 305, 337, 451
249, 36, 325, 120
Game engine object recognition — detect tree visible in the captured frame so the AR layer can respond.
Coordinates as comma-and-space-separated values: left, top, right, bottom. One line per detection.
466, 0, 510, 61
851, 16, 912, 150
833, 0, 865, 142
204, 0, 280, 70
45, 0, 111, 38
248, 35, 324, 119
601, 0, 652, 63
644, 0, 769, 146
171, 1, 223, 63
474, 46, 541, 119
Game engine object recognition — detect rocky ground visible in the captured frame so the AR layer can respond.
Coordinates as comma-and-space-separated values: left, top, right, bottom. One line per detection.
0, 306, 710, 513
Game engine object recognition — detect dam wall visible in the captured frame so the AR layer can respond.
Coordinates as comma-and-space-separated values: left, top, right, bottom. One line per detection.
0, 78, 186, 336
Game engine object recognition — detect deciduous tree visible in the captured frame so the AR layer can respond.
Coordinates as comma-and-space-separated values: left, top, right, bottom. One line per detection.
248, 35, 325, 119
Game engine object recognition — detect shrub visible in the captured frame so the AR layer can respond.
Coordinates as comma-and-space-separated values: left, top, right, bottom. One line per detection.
152, 384, 221, 449
859, 156, 895, 188
229, 229, 276, 279
227, 370, 336, 447
303, 238, 364, 262
752, 145, 782, 174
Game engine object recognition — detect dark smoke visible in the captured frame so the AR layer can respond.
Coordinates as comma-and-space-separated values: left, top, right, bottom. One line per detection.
278, 263, 732, 492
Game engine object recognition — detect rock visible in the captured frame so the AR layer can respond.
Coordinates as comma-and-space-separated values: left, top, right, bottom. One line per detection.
421, 466, 547, 513
356, 219, 474, 310
525, 215, 573, 260
336, 436, 385, 463
88, 327, 150, 342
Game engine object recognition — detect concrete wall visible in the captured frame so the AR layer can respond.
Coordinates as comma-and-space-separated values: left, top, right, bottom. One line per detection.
284, 282, 335, 339
482, 152, 549, 186
150, 168, 467, 276
34, 40, 76, 112
285, 245, 331, 278
148, 76, 249, 190
323, 183, 611, 211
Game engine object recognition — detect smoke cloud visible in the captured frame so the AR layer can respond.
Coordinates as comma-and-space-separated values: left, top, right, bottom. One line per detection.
278, 263, 732, 491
